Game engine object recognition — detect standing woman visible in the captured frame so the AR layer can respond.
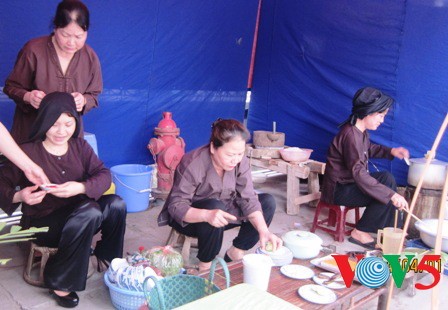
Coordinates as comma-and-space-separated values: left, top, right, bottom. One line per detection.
3, 0, 102, 144
0, 92, 126, 308
158, 119, 282, 272
321, 87, 409, 249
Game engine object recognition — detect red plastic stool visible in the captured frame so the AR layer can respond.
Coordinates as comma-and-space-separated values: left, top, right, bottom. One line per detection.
310, 201, 361, 242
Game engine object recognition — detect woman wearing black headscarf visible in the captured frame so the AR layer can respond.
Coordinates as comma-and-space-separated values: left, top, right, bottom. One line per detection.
0, 92, 126, 308
321, 87, 410, 249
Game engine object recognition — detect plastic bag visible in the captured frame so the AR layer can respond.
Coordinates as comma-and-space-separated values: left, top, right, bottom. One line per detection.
149, 245, 183, 276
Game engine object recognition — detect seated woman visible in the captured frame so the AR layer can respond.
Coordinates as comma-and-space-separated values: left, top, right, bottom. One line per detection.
0, 92, 126, 308
158, 119, 282, 272
321, 87, 409, 250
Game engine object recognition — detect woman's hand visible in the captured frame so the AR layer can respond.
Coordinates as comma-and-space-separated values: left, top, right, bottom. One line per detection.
204, 209, 237, 228
391, 147, 410, 160
23, 163, 50, 186
71, 92, 86, 112
391, 193, 409, 211
13, 185, 46, 205
24, 90, 46, 109
259, 230, 283, 252
47, 181, 86, 198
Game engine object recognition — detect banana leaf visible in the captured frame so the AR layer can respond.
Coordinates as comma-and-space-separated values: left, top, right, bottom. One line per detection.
0, 224, 49, 265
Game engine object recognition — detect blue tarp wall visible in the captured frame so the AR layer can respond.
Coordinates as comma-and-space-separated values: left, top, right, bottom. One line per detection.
0, 0, 258, 166
1, 0, 447, 186
249, 0, 448, 185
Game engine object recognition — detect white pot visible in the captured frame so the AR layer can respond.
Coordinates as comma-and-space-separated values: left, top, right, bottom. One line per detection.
407, 158, 448, 190
414, 219, 448, 252
281, 230, 323, 259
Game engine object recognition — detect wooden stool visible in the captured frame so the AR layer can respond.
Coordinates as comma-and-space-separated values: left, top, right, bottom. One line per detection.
310, 201, 361, 242
165, 228, 198, 265
23, 242, 94, 287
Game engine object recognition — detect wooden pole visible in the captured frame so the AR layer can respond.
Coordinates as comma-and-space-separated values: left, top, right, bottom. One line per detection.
385, 112, 448, 309
430, 170, 448, 309
246, 0, 262, 89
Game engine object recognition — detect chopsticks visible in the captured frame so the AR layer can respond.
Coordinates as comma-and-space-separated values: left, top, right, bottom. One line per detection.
402, 207, 424, 224
394, 210, 398, 229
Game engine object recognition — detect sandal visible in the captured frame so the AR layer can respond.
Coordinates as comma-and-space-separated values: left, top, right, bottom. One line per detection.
224, 252, 232, 263
348, 237, 376, 250
95, 257, 110, 272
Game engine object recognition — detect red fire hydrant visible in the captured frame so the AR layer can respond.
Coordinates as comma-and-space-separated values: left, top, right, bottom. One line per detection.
148, 112, 185, 199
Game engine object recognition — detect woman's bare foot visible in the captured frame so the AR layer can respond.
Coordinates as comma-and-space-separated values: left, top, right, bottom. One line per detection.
198, 261, 212, 273
53, 290, 70, 297
350, 229, 374, 244
226, 246, 245, 261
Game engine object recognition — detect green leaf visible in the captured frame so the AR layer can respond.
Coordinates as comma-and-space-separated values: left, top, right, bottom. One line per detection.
0, 225, 48, 264
1, 233, 35, 239
0, 226, 47, 244
27, 227, 49, 233
0, 258, 12, 265
0, 237, 36, 244
10, 225, 22, 233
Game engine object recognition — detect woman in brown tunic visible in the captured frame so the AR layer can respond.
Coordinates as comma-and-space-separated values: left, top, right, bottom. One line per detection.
0, 92, 126, 308
158, 119, 282, 272
3, 0, 102, 143
321, 87, 409, 249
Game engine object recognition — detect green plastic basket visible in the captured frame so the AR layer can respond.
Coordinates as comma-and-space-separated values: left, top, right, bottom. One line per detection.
143, 257, 230, 310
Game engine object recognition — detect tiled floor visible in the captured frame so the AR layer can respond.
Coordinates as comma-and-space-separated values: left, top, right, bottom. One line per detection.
1, 174, 446, 309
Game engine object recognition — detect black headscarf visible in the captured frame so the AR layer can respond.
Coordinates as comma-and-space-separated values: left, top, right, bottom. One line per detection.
28, 92, 81, 141
338, 87, 394, 127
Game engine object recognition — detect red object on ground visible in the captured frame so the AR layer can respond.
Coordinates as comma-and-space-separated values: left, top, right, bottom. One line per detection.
310, 200, 361, 242
148, 112, 185, 196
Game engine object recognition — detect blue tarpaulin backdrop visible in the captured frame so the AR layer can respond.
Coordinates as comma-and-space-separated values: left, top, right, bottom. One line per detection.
1, 0, 447, 186
248, 0, 448, 185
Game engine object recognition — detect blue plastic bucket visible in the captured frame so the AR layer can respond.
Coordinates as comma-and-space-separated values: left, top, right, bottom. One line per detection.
110, 164, 153, 213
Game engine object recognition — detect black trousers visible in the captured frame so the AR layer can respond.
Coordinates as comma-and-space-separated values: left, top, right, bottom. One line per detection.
27, 194, 127, 291
333, 171, 402, 233
170, 193, 276, 263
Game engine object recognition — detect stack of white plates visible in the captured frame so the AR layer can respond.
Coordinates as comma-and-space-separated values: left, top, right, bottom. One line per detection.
255, 246, 293, 266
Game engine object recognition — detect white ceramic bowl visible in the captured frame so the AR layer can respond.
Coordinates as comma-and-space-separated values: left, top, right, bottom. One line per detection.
281, 230, 322, 259
255, 246, 294, 266
414, 219, 448, 252
279, 148, 313, 162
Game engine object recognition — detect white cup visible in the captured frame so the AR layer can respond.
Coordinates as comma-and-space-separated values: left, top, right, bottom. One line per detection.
243, 254, 273, 291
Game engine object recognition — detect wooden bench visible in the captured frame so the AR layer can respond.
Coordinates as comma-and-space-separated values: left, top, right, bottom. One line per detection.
247, 150, 325, 215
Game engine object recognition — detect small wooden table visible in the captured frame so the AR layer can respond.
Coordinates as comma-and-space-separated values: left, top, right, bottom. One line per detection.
201, 258, 387, 309
248, 153, 325, 215
176, 283, 300, 309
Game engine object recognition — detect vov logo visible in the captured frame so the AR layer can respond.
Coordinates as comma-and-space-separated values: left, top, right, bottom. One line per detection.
332, 254, 442, 289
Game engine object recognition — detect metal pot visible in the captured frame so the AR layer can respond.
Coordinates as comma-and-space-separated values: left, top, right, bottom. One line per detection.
414, 219, 448, 252
281, 230, 323, 259
407, 158, 448, 190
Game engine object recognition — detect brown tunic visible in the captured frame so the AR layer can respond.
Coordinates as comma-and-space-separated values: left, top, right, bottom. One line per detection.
158, 145, 262, 227
3, 35, 103, 143
321, 124, 395, 205
0, 138, 111, 217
